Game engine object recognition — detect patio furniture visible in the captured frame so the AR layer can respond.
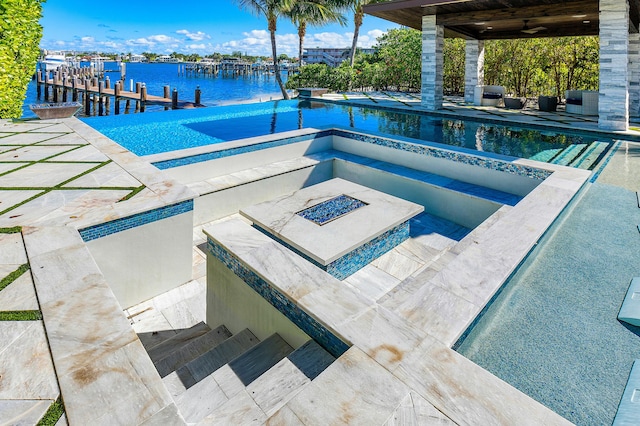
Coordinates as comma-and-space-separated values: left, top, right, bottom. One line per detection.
538, 96, 557, 112
504, 97, 526, 109
565, 90, 598, 115
473, 85, 505, 107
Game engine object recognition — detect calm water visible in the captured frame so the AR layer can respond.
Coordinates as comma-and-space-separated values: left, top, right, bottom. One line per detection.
83, 98, 607, 162
22, 62, 289, 118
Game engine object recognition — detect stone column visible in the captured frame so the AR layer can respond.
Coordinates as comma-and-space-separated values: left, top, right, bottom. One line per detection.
464, 39, 485, 103
629, 32, 640, 117
599, 0, 629, 130
421, 15, 444, 110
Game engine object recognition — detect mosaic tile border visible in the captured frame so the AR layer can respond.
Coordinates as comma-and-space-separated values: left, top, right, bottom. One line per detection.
207, 238, 350, 358
79, 199, 193, 242
152, 127, 552, 181
254, 221, 410, 281
152, 130, 333, 170
332, 129, 552, 181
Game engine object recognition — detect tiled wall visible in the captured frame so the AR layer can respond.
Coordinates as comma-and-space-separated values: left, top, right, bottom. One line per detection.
254, 221, 410, 281
153, 128, 551, 182
207, 238, 350, 358
79, 200, 194, 242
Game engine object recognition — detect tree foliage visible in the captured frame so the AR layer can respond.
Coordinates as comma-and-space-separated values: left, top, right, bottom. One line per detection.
0, 0, 45, 119
288, 27, 600, 100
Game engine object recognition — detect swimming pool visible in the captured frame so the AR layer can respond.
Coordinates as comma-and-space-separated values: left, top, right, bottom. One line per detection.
455, 181, 640, 425
82, 100, 610, 168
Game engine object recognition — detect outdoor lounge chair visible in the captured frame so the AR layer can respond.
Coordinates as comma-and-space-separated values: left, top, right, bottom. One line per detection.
473, 85, 505, 107
564, 90, 598, 115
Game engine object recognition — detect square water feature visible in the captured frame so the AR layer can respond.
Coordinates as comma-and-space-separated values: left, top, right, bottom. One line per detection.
240, 178, 424, 279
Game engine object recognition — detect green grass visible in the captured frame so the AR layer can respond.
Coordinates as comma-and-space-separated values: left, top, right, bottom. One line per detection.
0, 263, 30, 292
0, 226, 21, 234
119, 184, 146, 202
37, 397, 65, 426
0, 310, 42, 321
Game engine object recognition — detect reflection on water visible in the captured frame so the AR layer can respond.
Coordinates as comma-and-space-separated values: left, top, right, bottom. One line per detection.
85, 98, 608, 161
296, 100, 601, 161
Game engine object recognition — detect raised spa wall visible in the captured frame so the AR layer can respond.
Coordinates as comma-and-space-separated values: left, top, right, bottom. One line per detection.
152, 128, 542, 230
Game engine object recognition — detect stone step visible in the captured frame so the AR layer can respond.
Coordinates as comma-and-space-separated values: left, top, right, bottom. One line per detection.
227, 333, 294, 386
286, 339, 336, 380
146, 321, 211, 364
569, 141, 609, 170
154, 325, 232, 377
550, 143, 587, 166
245, 357, 311, 417
173, 328, 260, 389
190, 340, 333, 422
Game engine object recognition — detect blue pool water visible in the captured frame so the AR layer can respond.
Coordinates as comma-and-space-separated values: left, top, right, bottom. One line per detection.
82, 99, 609, 164
456, 182, 640, 425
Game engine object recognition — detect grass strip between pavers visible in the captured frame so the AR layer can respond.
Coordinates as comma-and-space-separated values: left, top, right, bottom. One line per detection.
37, 396, 65, 426
0, 226, 22, 234
0, 310, 42, 321
118, 184, 146, 202
0, 161, 112, 216
0, 263, 30, 293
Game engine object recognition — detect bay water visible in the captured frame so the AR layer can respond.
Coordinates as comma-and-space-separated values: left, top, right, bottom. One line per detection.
22, 62, 290, 118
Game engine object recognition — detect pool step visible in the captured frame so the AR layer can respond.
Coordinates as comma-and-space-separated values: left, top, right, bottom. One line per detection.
154, 324, 232, 377
551, 143, 588, 166
530, 148, 563, 163
568, 141, 609, 170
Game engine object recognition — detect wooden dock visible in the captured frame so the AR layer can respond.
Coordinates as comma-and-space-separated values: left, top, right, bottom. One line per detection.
179, 60, 299, 78
36, 67, 202, 116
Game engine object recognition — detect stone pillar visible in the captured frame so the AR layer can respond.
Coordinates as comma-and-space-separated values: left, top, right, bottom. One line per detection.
421, 15, 444, 110
599, 0, 629, 130
629, 32, 640, 117
464, 39, 485, 103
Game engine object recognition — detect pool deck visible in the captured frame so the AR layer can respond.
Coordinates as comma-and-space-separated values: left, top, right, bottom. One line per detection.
1, 97, 639, 425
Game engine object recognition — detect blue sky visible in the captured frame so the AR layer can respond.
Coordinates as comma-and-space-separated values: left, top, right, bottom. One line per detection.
39, 0, 399, 57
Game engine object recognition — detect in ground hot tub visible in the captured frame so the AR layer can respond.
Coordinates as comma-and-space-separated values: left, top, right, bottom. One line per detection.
240, 178, 424, 280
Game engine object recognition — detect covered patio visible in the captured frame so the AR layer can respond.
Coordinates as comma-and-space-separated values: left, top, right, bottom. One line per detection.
365, 0, 640, 131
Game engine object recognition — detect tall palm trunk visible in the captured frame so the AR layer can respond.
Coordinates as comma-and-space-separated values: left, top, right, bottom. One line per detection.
298, 21, 306, 66
269, 16, 290, 100
349, 8, 363, 67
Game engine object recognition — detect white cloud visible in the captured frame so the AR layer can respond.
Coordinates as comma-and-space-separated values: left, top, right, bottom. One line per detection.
176, 29, 210, 41
41, 27, 388, 57
186, 43, 208, 50
148, 34, 176, 43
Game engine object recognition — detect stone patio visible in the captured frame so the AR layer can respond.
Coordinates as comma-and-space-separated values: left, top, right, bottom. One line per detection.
1, 95, 640, 424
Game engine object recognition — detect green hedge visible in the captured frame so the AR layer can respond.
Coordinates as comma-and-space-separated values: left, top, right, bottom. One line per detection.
0, 0, 45, 119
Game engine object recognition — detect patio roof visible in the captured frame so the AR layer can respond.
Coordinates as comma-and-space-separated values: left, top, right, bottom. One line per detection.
364, 0, 640, 40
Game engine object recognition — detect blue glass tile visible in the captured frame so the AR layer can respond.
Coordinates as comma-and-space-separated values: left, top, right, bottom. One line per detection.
297, 195, 367, 225
79, 199, 193, 242
254, 221, 410, 280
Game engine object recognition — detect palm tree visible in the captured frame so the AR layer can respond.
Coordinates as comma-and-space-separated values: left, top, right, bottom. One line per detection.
233, 0, 294, 100
285, 0, 347, 66
346, 0, 382, 67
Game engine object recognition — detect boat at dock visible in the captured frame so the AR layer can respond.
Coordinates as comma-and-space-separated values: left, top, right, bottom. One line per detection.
40, 51, 66, 71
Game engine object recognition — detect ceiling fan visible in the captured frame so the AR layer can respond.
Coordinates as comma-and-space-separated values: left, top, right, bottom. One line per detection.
521, 20, 547, 35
